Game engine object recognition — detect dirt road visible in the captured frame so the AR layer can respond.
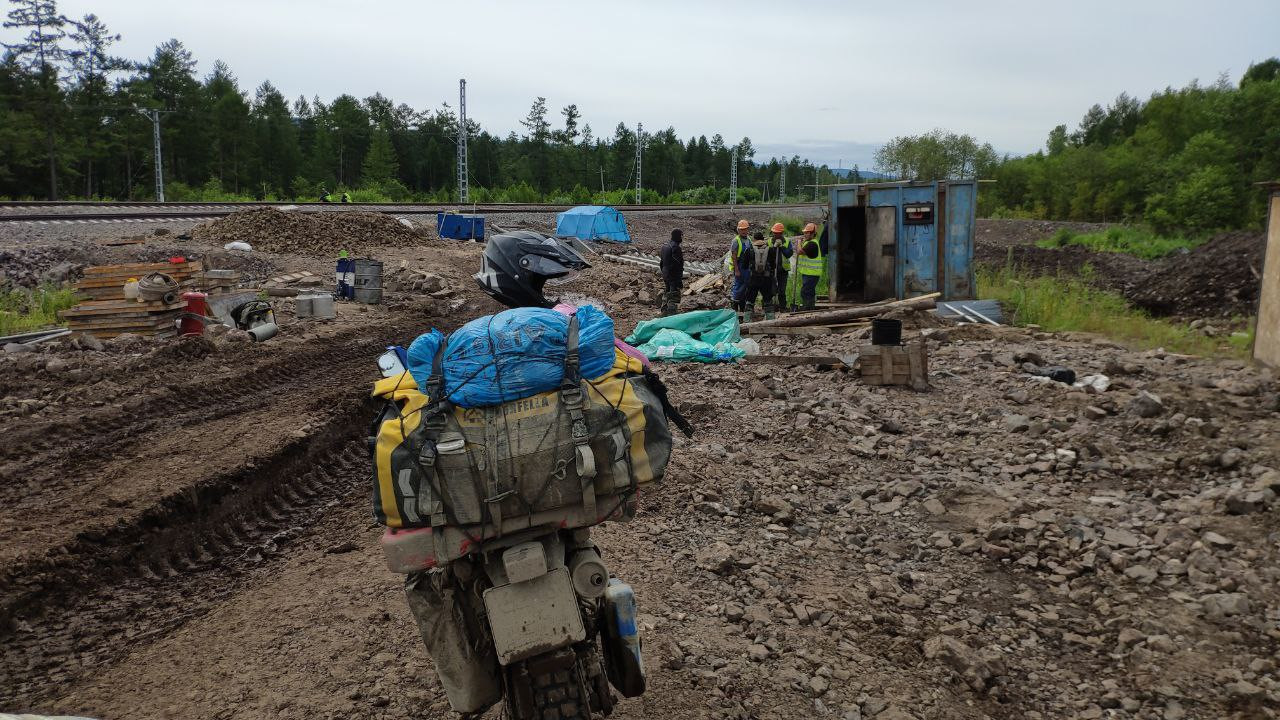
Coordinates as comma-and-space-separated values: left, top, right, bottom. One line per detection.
2, 210, 1277, 719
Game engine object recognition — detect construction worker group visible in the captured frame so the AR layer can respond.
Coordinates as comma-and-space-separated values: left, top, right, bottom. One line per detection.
658, 219, 824, 319
728, 219, 822, 322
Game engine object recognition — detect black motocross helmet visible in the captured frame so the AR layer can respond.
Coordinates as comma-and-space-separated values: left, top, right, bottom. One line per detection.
474, 231, 591, 308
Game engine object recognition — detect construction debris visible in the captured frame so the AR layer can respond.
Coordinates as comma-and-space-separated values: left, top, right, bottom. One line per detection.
685, 272, 725, 295
58, 259, 245, 339
936, 299, 1003, 325
601, 251, 717, 278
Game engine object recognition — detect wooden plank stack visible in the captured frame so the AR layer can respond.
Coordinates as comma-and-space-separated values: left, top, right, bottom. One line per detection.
859, 340, 930, 392
195, 269, 243, 295
72, 260, 205, 301
60, 259, 205, 339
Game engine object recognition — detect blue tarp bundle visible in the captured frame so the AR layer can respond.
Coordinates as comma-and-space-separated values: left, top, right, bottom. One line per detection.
555, 205, 631, 244
405, 306, 616, 408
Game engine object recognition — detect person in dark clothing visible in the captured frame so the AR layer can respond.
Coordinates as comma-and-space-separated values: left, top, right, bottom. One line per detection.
658, 229, 685, 315
319, 186, 332, 203
768, 222, 794, 313
743, 231, 776, 321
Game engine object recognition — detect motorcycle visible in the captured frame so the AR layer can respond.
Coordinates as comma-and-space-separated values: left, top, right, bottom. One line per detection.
372, 344, 655, 719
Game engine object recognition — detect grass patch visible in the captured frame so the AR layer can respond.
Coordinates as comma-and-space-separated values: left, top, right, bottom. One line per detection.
1036, 226, 1201, 260
977, 264, 1249, 359
0, 283, 78, 337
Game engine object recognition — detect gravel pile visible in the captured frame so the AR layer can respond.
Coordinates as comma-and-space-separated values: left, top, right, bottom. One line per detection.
190, 209, 426, 256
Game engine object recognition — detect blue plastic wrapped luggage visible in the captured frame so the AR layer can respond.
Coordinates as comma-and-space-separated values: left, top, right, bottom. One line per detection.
405, 306, 616, 408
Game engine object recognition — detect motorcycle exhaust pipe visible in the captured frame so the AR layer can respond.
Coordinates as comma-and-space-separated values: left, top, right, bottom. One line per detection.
568, 548, 608, 599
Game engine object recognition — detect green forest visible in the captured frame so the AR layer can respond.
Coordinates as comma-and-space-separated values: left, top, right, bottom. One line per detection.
985, 59, 1280, 234
876, 60, 1280, 235
0, 0, 843, 204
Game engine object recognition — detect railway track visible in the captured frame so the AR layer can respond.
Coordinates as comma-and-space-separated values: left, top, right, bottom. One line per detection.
0, 200, 820, 225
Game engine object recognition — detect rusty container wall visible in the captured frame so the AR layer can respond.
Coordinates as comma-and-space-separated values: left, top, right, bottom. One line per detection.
826, 180, 977, 302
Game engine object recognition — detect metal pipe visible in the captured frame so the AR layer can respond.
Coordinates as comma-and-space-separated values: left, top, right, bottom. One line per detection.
962, 303, 1000, 326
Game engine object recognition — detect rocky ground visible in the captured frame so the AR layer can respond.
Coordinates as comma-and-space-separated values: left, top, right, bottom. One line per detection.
0, 208, 1276, 720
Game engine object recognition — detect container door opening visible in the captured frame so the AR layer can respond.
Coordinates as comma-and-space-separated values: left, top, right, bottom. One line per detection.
835, 206, 866, 298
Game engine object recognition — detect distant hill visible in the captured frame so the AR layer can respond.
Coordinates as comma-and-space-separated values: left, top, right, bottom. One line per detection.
832, 168, 891, 181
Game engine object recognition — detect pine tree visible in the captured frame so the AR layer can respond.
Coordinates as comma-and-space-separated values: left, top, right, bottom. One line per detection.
66, 13, 129, 197
361, 129, 397, 185
3, 0, 67, 198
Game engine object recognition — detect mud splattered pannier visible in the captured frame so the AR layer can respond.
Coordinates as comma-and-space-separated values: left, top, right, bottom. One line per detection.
370, 318, 673, 569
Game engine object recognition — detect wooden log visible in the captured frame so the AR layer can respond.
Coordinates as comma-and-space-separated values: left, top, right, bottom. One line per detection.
741, 354, 849, 368
741, 321, 869, 337
740, 292, 941, 330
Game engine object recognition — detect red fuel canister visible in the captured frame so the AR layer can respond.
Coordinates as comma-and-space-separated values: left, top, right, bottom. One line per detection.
179, 291, 209, 335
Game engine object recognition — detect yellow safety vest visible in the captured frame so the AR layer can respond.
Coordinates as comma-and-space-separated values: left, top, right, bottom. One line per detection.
732, 235, 750, 269
798, 237, 824, 276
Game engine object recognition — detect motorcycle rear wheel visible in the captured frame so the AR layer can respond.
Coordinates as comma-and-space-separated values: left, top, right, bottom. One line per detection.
512, 642, 613, 720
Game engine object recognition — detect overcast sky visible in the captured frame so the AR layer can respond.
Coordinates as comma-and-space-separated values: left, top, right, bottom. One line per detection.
7, 0, 1278, 169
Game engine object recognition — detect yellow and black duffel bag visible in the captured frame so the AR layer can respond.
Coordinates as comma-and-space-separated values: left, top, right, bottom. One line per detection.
370, 319, 685, 571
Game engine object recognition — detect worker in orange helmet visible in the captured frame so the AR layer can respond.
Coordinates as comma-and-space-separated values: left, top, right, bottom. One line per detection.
729, 219, 753, 322
796, 222, 824, 310
767, 222, 794, 313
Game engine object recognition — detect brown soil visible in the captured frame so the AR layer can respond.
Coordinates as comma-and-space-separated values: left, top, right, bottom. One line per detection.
1127, 231, 1266, 318
1, 214, 1278, 720
974, 221, 1267, 319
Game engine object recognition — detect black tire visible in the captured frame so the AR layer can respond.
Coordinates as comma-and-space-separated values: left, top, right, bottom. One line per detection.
530, 665, 589, 720
521, 642, 614, 720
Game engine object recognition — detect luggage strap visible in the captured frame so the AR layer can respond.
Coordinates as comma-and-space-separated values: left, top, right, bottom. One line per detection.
418, 345, 451, 527
559, 316, 597, 518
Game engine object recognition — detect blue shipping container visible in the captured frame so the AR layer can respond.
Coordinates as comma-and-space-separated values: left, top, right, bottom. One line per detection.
436, 212, 485, 241
826, 180, 977, 302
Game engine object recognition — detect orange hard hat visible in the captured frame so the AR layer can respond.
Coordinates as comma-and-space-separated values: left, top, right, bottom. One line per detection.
803, 222, 817, 233
736, 219, 749, 231
771, 222, 785, 233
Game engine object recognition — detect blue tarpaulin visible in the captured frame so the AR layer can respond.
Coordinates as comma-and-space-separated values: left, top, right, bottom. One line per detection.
555, 205, 631, 244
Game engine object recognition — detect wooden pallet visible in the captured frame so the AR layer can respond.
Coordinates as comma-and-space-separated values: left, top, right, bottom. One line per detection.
859, 341, 930, 391
75, 260, 209, 302
62, 262, 203, 338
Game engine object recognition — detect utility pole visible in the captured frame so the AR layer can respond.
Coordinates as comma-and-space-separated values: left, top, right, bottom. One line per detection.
634, 122, 643, 204
135, 108, 165, 202
729, 147, 738, 205
457, 79, 469, 203
813, 166, 819, 202
780, 165, 786, 203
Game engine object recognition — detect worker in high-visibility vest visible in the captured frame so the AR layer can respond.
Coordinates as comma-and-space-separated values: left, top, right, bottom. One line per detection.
729, 219, 753, 322
797, 222, 824, 310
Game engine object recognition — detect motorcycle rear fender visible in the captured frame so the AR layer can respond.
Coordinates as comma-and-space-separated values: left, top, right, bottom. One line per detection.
482, 567, 586, 665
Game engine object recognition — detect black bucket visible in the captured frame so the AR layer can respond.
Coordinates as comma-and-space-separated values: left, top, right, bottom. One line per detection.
871, 318, 903, 346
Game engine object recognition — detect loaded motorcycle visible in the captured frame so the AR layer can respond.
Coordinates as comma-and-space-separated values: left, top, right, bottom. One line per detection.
368, 232, 688, 718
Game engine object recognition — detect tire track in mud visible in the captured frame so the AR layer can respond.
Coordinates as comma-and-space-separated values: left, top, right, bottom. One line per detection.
0, 397, 373, 708
0, 332, 376, 493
